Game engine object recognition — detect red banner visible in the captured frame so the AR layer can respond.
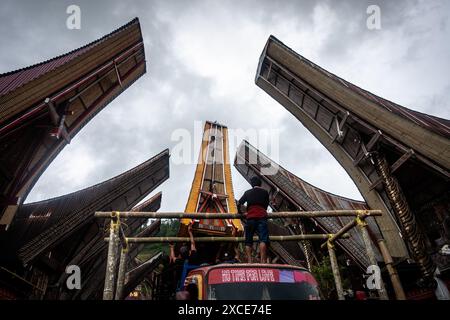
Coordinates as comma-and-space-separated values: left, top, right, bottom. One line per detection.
209, 268, 279, 284
208, 268, 318, 286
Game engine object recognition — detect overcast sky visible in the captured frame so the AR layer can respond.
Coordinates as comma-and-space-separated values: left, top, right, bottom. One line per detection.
1, 0, 449, 211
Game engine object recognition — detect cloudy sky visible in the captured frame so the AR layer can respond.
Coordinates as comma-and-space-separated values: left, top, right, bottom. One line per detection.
1, 0, 449, 212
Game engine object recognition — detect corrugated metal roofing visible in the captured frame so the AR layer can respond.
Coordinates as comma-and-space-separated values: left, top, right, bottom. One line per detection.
235, 140, 382, 268
0, 149, 169, 264
265, 35, 450, 138
122, 252, 163, 299
0, 17, 146, 227
0, 18, 140, 97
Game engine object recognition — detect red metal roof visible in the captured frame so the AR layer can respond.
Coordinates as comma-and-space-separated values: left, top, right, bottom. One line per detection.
0, 18, 140, 97
0, 18, 146, 226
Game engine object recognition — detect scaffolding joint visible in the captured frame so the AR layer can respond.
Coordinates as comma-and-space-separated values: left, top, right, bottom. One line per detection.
326, 238, 335, 250
355, 215, 368, 227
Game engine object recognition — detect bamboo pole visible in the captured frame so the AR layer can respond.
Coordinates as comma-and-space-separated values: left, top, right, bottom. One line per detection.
357, 217, 389, 300
327, 241, 345, 300
106, 234, 350, 243
378, 239, 406, 300
320, 219, 358, 249
114, 245, 129, 300
117, 223, 128, 248
95, 210, 382, 219
103, 215, 120, 300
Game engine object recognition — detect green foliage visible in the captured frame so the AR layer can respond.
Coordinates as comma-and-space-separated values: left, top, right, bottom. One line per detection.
138, 219, 180, 260
311, 255, 335, 299
311, 255, 351, 299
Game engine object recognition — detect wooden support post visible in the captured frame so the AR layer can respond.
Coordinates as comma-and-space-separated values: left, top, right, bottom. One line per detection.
44, 98, 59, 125
356, 216, 389, 300
114, 243, 128, 300
103, 213, 120, 300
378, 239, 406, 300
327, 241, 345, 300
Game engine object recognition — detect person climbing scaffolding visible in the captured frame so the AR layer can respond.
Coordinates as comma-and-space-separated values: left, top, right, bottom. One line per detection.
215, 224, 241, 263
169, 222, 199, 291
169, 222, 199, 264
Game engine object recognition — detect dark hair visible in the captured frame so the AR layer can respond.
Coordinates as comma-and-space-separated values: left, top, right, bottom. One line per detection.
250, 176, 262, 187
179, 245, 189, 259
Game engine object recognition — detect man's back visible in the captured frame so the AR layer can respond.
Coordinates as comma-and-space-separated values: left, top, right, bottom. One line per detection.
239, 177, 270, 263
239, 186, 269, 219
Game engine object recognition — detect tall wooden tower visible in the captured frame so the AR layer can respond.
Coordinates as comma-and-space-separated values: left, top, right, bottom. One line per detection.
180, 121, 243, 262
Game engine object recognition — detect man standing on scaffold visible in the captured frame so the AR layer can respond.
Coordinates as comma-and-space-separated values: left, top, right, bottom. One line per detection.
238, 176, 270, 263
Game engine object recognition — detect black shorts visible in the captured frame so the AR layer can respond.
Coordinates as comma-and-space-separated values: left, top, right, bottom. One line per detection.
244, 219, 269, 246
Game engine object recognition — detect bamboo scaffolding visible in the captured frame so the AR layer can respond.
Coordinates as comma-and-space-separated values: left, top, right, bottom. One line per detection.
102, 219, 120, 300
97, 209, 400, 301
95, 210, 382, 219
357, 217, 389, 300
378, 239, 406, 300
327, 241, 345, 300
105, 234, 350, 244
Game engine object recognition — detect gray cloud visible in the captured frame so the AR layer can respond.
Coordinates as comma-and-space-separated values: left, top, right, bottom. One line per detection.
1, 0, 448, 211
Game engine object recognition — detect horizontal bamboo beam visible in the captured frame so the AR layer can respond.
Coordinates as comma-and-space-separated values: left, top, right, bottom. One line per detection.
104, 234, 350, 243
95, 210, 382, 219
